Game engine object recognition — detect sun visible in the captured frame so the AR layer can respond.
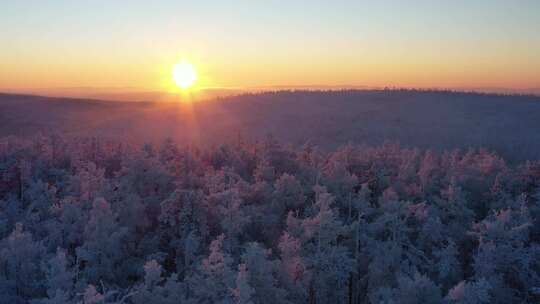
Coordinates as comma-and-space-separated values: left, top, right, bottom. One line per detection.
172, 61, 197, 89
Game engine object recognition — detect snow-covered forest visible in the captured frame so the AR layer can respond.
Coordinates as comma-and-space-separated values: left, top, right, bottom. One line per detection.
1, 134, 540, 303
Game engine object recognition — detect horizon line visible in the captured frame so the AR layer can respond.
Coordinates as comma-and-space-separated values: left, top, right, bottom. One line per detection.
2, 84, 540, 94
2, 87, 539, 103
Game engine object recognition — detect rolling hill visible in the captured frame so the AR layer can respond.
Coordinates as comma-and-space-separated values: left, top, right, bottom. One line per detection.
1, 90, 539, 161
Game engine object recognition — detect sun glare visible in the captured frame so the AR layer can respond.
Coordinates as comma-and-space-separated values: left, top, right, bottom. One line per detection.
172, 61, 197, 89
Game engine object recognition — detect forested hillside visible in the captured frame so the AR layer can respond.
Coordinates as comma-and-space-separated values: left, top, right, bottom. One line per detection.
2, 90, 540, 161
1, 135, 540, 303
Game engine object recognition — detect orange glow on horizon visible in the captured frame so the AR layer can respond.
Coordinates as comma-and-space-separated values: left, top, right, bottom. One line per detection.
1, 52, 538, 95
1, 2, 539, 96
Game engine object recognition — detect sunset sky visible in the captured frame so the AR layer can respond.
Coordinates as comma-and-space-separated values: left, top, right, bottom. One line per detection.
1, 0, 539, 94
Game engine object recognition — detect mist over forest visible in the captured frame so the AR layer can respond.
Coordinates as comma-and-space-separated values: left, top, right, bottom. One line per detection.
2, 90, 540, 161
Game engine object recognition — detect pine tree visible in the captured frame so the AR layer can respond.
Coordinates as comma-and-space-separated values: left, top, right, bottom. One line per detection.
0, 223, 46, 301
188, 235, 235, 304
240, 242, 290, 304
76, 198, 128, 284
41, 248, 76, 302
231, 264, 255, 304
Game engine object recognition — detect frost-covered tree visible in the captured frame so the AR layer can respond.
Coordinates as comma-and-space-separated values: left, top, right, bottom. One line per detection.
76, 198, 128, 285
295, 186, 356, 303
238, 242, 290, 304
188, 235, 235, 304
469, 205, 540, 303
231, 264, 255, 304
0, 223, 46, 302
131, 260, 188, 304
209, 189, 250, 254
159, 189, 207, 275
37, 248, 76, 303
